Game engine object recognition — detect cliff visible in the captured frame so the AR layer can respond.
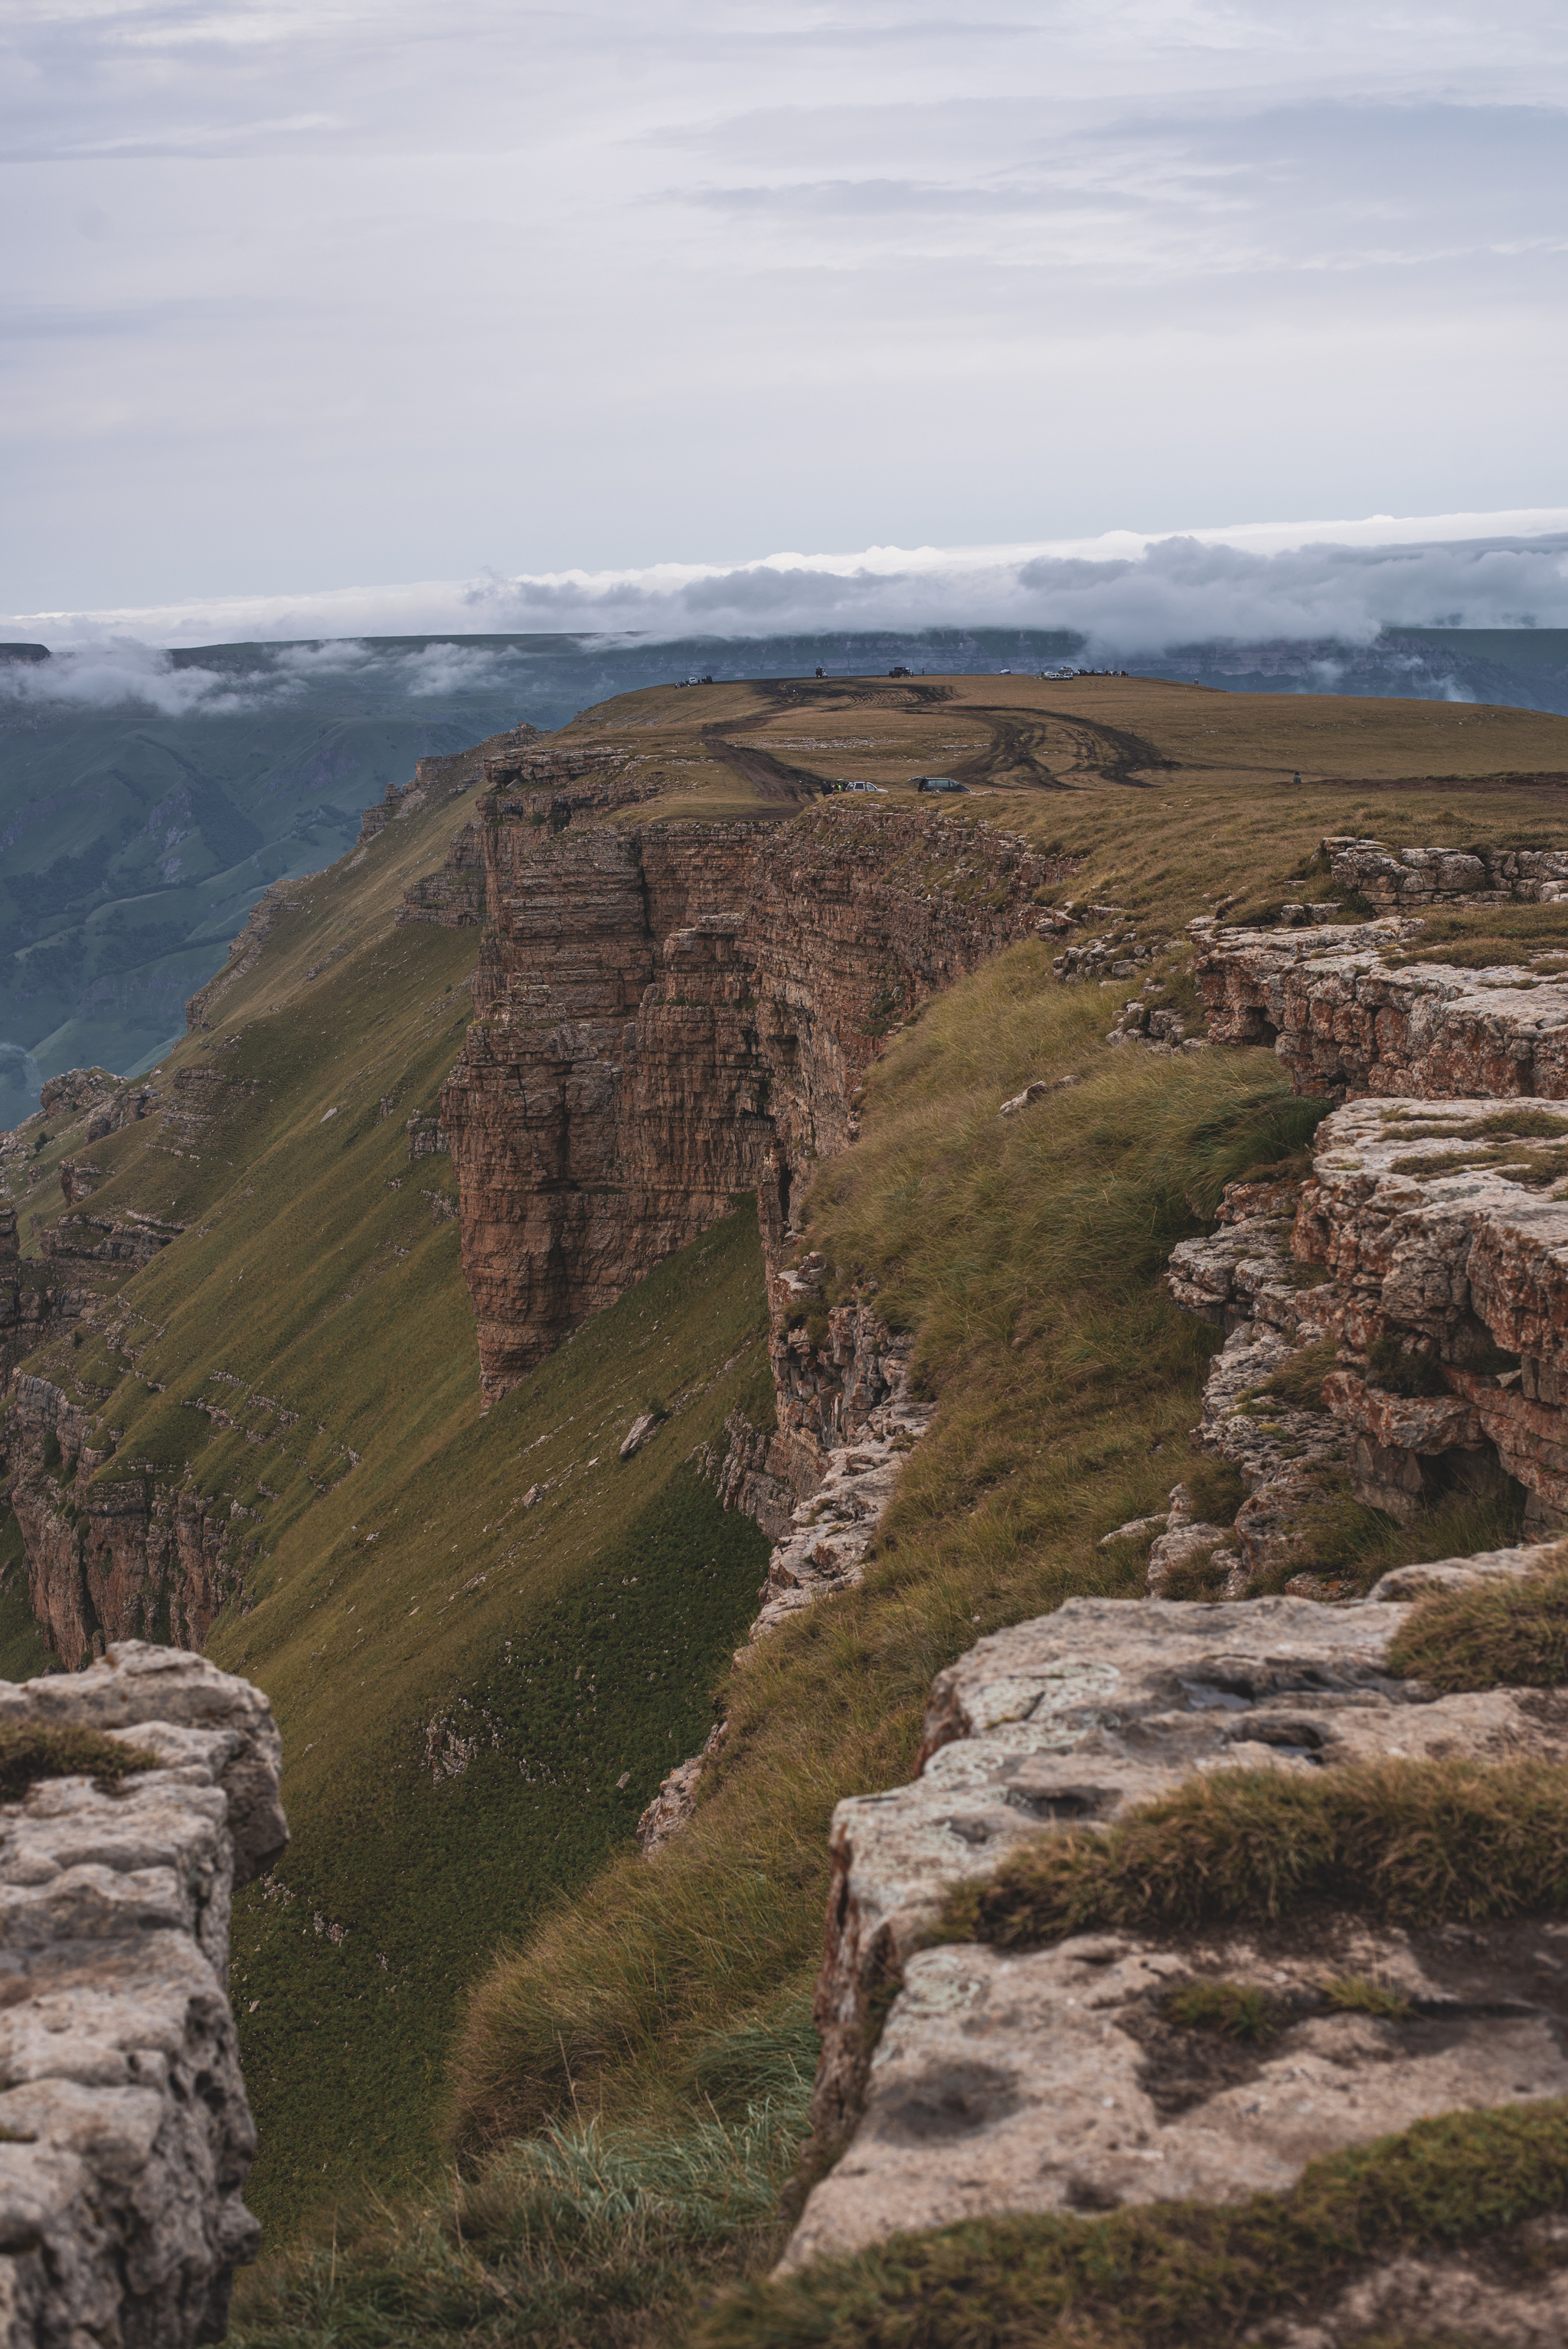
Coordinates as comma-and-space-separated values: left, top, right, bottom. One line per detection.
0, 1642, 286, 2346
443, 799, 1076, 1406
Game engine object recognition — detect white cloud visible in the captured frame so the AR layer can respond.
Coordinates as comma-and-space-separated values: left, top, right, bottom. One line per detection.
8, 511, 1568, 681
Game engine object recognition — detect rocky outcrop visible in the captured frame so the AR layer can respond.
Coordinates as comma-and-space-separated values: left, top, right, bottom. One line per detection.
783, 1590, 1568, 2273
1159, 1181, 1351, 1592
444, 805, 1073, 1406
0, 1217, 93, 1388
2, 1378, 255, 1670
1158, 1093, 1568, 1554
0, 1642, 286, 2346
641, 1281, 932, 1851
1192, 916, 1568, 1102
1325, 833, 1568, 910
1286, 1096, 1568, 1528
39, 1208, 182, 1272
185, 882, 312, 1032
353, 720, 544, 854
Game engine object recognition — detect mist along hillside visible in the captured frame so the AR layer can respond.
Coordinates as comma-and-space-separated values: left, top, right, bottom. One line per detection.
7, 627, 1568, 1130
8, 667, 1568, 2343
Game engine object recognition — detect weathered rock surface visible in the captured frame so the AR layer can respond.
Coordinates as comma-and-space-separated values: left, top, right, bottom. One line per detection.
442, 804, 1073, 1405
1161, 1183, 1350, 1591
1325, 833, 1568, 910
1193, 917, 1568, 1102
1289, 1097, 1568, 1526
784, 1593, 1568, 2273
0, 1643, 286, 2346
3, 1377, 256, 1671
641, 1283, 930, 1849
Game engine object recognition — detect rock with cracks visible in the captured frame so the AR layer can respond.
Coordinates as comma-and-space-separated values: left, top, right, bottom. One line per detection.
783, 1593, 1568, 2273
0, 1642, 286, 2347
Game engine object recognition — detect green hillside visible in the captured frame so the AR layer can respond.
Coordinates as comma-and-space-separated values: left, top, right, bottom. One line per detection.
8, 671, 1568, 2346
0, 759, 777, 2227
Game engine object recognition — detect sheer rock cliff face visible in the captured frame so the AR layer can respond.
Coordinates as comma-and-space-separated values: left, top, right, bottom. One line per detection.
1193, 917, 1568, 1103
4, 1377, 252, 1671
443, 801, 1070, 1406
0, 1644, 286, 2348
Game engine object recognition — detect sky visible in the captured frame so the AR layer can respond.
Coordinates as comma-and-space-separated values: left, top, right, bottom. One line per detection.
5, 1, 1568, 632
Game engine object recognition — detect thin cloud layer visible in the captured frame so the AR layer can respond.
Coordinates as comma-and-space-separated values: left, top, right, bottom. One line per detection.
7, 515, 1568, 707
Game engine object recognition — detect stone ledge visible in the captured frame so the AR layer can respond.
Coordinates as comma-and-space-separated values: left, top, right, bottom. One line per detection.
0, 1642, 286, 2345
785, 1593, 1568, 2271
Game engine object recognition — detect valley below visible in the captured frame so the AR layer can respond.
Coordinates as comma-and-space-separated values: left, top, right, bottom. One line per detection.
9, 666, 1568, 2344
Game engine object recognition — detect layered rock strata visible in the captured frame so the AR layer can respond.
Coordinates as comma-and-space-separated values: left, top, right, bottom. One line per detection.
444, 805, 1071, 1405
1193, 916, 1568, 1101
1289, 1096, 1568, 1526
784, 1590, 1568, 2275
4, 1376, 256, 1669
0, 1642, 286, 2346
1325, 833, 1568, 910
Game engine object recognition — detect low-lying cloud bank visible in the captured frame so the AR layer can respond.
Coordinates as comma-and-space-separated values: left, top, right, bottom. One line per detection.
6, 511, 1568, 715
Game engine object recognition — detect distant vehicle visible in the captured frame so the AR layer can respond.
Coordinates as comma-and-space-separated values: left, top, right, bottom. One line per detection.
888, 665, 913, 678
914, 776, 968, 793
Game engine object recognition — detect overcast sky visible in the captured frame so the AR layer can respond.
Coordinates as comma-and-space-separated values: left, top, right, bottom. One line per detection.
5, 1, 1568, 629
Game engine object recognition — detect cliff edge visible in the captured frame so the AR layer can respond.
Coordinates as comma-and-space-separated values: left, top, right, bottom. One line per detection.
0, 1643, 286, 2347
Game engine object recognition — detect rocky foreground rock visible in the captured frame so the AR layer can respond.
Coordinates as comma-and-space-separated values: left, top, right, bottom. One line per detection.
0, 1643, 285, 2347
784, 1588, 1568, 2290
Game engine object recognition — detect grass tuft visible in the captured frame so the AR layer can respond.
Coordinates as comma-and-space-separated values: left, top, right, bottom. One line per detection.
940, 1757, 1568, 1948
1259, 1335, 1338, 1413
1386, 1556, 1568, 1692
1321, 1973, 1412, 2024
231, 2091, 808, 2349
1163, 1980, 1274, 2042
0, 1721, 158, 1802
692, 2102, 1568, 2349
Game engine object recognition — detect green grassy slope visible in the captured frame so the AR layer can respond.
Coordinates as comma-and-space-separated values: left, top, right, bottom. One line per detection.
0, 767, 776, 2230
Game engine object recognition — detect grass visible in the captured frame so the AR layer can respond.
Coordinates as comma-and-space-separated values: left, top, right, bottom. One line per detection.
1259, 1335, 1337, 1412
11, 678, 1568, 2308
1322, 1973, 1412, 2024
1385, 905, 1568, 970
693, 2102, 1568, 2349
233, 2076, 810, 2349
443, 976, 1324, 2159
0, 1720, 158, 1800
1162, 1980, 1274, 2042
1, 861, 778, 2231
442, 942, 1537, 2165
1387, 1554, 1568, 1691
939, 1757, 1568, 1948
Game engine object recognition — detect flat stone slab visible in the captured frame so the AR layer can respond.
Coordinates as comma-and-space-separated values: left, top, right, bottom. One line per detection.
788, 1593, 1568, 2272
785, 1915, 1568, 2271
